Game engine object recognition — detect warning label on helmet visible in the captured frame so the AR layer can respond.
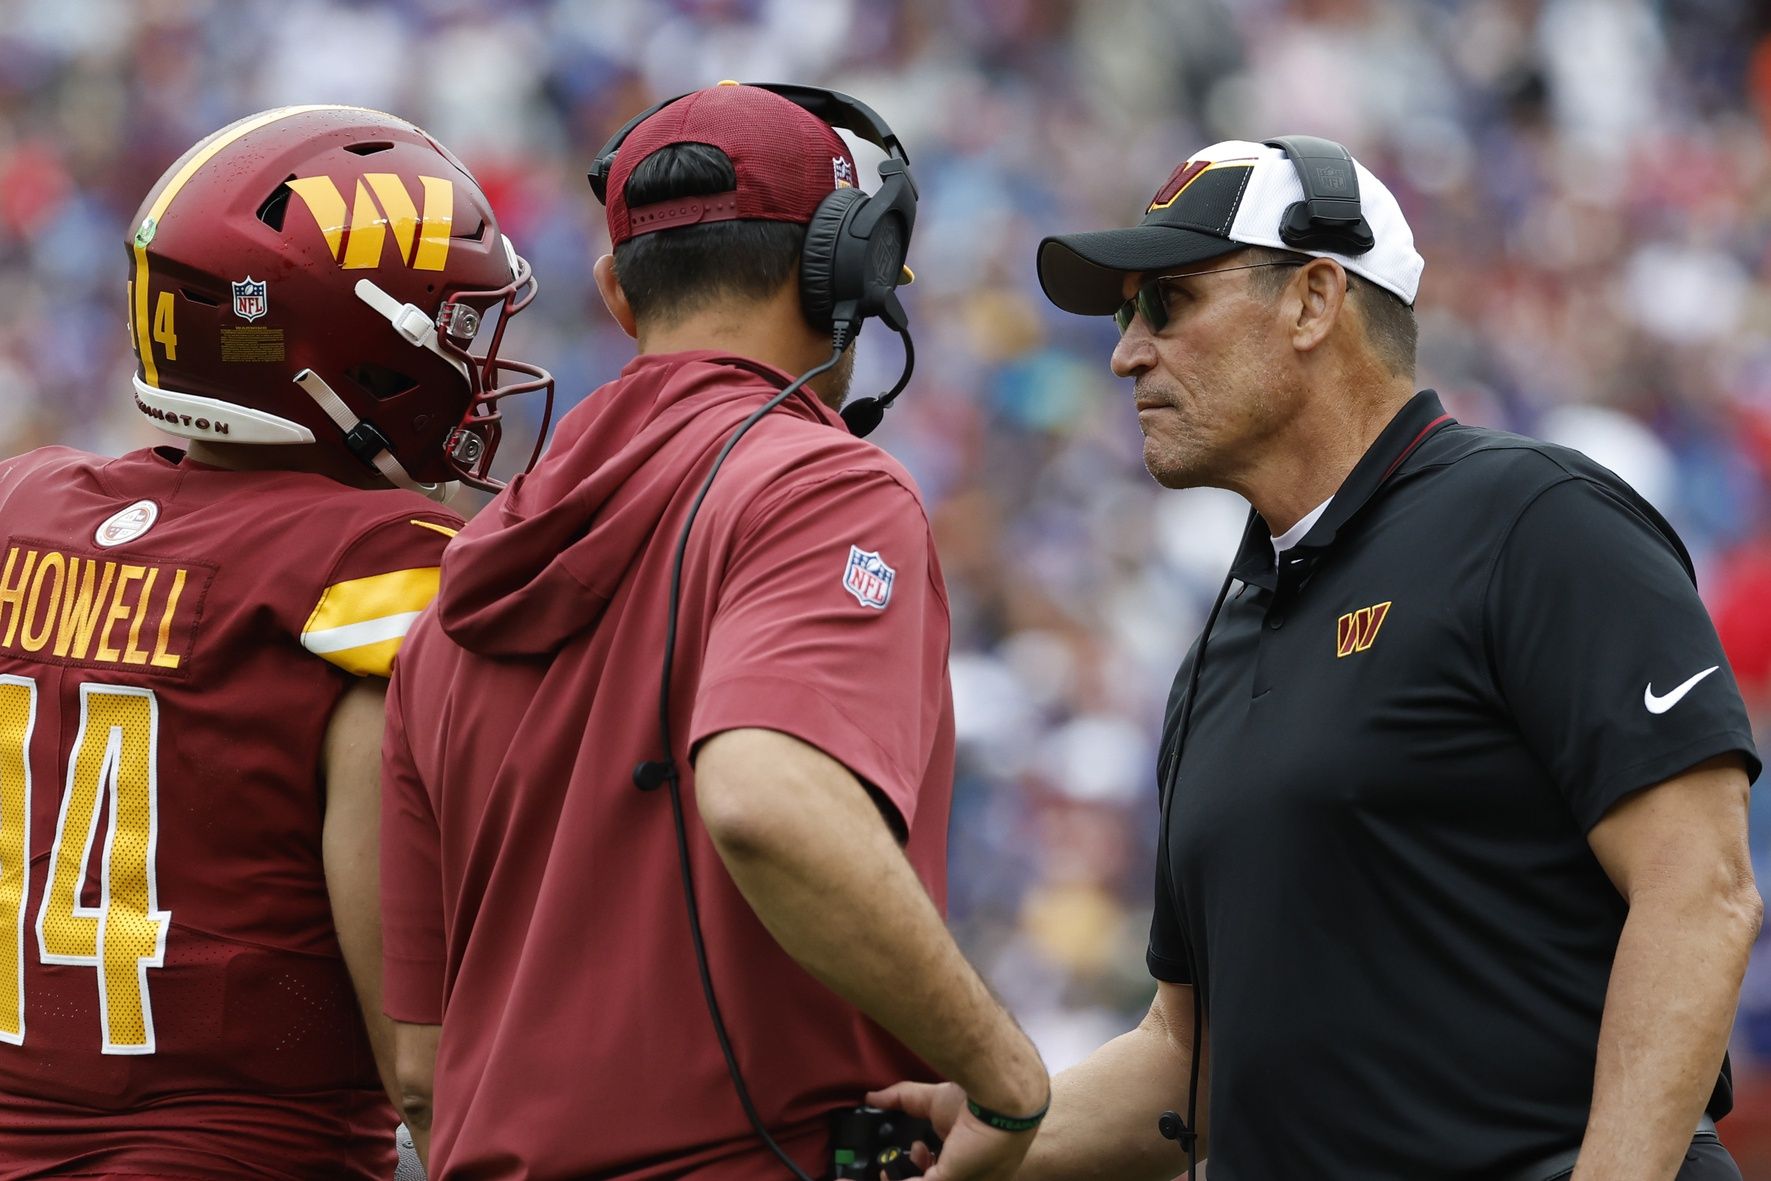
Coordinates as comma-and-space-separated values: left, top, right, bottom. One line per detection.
220, 327, 286, 363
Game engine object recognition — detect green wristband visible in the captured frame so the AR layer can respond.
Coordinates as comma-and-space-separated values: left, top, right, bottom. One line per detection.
966, 1094, 1050, 1133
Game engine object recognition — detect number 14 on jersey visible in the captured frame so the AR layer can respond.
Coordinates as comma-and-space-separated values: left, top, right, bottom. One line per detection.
0, 675, 170, 1054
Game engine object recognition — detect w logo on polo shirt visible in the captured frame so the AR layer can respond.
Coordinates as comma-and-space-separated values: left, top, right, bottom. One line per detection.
1336, 601, 1391, 657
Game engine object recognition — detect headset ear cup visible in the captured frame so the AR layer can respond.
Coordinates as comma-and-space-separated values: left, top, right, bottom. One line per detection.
800, 187, 864, 333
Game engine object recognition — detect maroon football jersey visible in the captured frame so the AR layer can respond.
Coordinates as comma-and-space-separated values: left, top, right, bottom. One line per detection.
382, 352, 955, 1180
0, 445, 459, 1180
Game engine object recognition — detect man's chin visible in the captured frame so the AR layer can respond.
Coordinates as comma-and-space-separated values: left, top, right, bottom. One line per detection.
1144, 444, 1197, 490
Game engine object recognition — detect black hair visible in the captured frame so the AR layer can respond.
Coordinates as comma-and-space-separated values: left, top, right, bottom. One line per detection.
1244, 246, 1418, 377
613, 142, 805, 325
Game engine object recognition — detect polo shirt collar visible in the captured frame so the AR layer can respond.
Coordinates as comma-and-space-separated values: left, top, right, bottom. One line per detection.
1229, 390, 1455, 588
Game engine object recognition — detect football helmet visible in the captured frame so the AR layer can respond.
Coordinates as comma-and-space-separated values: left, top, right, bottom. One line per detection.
126, 105, 553, 494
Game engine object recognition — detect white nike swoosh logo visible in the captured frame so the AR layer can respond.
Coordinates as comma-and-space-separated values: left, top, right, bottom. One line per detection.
1644, 666, 1720, 714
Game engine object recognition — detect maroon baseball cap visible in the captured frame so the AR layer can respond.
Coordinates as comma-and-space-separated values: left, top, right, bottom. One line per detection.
604, 81, 860, 246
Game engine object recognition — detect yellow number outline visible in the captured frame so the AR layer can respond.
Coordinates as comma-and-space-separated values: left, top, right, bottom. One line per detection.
33, 683, 169, 1055
0, 675, 35, 1046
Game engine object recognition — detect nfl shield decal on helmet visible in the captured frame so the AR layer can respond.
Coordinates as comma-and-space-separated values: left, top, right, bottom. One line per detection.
231, 276, 268, 322
843, 545, 895, 609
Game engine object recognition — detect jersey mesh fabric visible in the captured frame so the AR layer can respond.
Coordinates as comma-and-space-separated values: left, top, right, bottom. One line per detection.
0, 445, 458, 1181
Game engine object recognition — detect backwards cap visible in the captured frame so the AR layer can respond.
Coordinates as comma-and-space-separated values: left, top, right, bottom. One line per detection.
605, 82, 860, 246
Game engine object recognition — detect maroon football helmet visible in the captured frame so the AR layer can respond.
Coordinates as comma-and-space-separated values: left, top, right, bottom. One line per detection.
126, 105, 553, 494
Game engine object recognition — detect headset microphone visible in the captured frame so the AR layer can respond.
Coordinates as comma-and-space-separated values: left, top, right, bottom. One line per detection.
838, 321, 915, 439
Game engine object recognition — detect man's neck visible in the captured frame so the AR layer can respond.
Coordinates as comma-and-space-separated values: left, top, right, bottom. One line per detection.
635, 292, 838, 406
637, 302, 821, 377
1238, 376, 1414, 534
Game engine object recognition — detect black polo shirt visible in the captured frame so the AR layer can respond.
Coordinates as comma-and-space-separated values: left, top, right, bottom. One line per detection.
1149, 391, 1761, 1180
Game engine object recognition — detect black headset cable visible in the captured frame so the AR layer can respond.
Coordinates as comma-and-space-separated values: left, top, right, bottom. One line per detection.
632, 340, 848, 1181
1157, 565, 1235, 1181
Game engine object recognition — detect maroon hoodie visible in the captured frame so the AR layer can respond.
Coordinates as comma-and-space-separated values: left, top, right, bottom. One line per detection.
381, 350, 955, 1180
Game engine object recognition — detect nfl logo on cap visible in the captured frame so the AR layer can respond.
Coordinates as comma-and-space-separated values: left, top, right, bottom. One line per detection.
842, 545, 894, 609
232, 277, 268, 322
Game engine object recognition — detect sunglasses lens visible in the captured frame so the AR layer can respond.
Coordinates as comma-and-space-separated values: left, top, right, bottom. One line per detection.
1141, 284, 1167, 333
1114, 280, 1168, 335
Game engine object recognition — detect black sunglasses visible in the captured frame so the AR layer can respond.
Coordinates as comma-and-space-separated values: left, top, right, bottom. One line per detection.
1114, 260, 1305, 335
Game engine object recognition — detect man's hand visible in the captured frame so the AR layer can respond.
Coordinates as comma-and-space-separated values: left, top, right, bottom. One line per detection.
873, 982, 1203, 1181
867, 1080, 966, 1143
864, 1081, 1002, 1179
918, 1107, 1038, 1181
865, 1081, 1043, 1180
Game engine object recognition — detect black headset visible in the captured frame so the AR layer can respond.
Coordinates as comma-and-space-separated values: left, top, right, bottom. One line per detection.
1262, 134, 1376, 257
1154, 135, 1372, 1181
589, 81, 919, 438
589, 85, 920, 1181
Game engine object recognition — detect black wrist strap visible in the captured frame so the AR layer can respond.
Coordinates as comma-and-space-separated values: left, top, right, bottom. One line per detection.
966, 1093, 1050, 1133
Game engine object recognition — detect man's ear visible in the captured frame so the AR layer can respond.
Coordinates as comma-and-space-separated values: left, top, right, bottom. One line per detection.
593, 253, 637, 340
1290, 257, 1348, 355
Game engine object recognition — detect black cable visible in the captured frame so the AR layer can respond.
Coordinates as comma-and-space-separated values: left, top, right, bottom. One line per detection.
633, 341, 847, 1181
1159, 566, 1236, 1181
877, 323, 914, 412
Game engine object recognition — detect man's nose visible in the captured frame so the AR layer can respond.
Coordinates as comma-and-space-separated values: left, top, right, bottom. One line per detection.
1111, 322, 1156, 379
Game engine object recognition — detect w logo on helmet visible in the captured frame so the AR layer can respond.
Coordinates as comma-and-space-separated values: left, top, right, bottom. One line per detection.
286, 173, 455, 271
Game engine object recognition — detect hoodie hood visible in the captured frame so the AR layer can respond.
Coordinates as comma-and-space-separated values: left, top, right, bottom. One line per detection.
436, 350, 842, 657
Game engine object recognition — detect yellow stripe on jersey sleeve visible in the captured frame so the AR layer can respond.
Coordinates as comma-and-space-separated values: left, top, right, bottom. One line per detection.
410, 518, 459, 540
301, 566, 440, 677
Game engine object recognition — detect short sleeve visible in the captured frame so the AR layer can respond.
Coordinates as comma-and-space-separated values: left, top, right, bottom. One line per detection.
1149, 654, 1197, 984
1486, 477, 1760, 831
379, 666, 446, 1023
300, 511, 460, 677
1147, 829, 1194, 984
689, 468, 948, 830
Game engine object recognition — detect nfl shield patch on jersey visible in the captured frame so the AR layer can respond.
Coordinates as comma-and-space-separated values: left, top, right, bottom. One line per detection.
842, 545, 894, 609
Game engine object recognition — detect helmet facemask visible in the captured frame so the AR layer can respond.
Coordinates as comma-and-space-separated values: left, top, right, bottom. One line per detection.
431, 241, 555, 491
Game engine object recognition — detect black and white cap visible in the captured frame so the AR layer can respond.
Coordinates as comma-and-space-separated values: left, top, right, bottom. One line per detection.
1037, 138, 1424, 315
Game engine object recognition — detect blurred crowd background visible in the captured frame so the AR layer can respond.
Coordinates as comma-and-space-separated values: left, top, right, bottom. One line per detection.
5, 0, 1771, 1166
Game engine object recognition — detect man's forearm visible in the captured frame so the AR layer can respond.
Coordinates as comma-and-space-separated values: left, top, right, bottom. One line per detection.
1018, 985, 1204, 1181
698, 730, 1047, 1116
392, 1020, 441, 1167
1572, 889, 1760, 1181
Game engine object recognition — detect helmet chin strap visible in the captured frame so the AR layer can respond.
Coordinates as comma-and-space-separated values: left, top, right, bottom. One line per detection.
288, 276, 485, 503
291, 369, 455, 503
353, 278, 475, 379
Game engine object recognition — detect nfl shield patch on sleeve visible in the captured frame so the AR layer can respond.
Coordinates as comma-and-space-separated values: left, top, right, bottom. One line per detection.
842, 545, 895, 609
